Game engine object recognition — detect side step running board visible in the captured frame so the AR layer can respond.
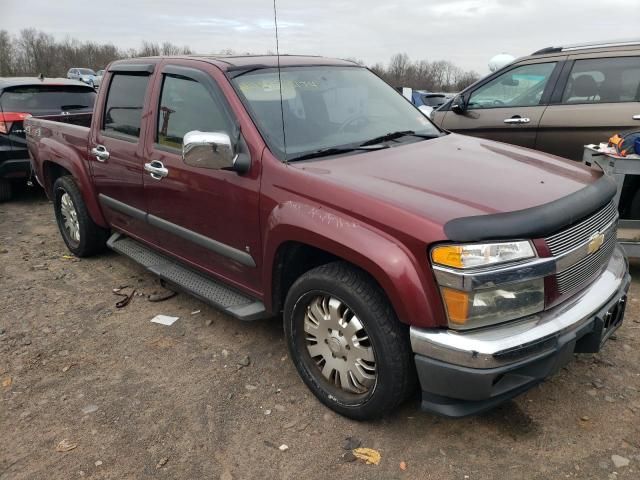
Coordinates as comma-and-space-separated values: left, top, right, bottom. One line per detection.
107, 233, 268, 321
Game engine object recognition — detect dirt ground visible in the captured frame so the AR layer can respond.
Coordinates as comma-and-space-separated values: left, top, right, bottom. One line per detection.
1, 187, 640, 480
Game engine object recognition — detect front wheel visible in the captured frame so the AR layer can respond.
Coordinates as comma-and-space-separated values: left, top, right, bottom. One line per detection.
53, 176, 108, 257
284, 262, 416, 420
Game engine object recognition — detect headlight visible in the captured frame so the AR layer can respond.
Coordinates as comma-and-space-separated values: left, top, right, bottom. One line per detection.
431, 240, 542, 329
440, 278, 544, 330
431, 241, 535, 269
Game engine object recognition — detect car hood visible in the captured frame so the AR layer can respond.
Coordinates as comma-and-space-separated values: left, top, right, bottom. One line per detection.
294, 134, 603, 233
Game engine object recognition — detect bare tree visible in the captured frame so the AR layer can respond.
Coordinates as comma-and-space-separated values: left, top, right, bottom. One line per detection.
388, 53, 411, 86
375, 53, 479, 92
0, 30, 15, 76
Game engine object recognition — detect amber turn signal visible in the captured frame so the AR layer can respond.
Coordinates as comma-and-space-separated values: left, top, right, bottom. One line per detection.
431, 245, 464, 269
440, 287, 469, 325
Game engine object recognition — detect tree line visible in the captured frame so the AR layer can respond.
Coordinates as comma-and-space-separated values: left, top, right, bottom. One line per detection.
0, 29, 479, 92
0, 29, 193, 77
368, 53, 479, 92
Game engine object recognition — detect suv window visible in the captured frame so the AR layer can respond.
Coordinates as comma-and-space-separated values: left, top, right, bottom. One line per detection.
1, 85, 96, 114
468, 62, 556, 109
561, 57, 640, 104
156, 74, 231, 149
103, 74, 150, 138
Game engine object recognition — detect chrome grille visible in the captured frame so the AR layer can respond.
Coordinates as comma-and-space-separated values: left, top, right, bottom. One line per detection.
555, 235, 616, 294
546, 202, 617, 256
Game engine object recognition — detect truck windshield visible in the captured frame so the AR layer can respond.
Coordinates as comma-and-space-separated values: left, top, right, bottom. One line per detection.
232, 66, 440, 161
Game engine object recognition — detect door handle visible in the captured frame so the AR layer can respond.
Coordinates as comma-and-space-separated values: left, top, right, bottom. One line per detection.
504, 116, 531, 124
144, 160, 169, 180
633, 115, 640, 120
91, 145, 110, 162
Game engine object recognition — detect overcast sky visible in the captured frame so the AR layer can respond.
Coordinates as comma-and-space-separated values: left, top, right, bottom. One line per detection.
3, 0, 639, 74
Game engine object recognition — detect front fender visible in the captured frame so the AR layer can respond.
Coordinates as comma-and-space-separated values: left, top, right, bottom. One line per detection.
39, 137, 107, 228
263, 201, 444, 328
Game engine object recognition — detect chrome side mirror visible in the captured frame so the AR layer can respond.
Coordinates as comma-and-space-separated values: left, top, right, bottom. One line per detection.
182, 131, 238, 170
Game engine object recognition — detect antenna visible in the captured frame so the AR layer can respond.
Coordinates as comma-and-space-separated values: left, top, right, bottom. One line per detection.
273, 0, 288, 162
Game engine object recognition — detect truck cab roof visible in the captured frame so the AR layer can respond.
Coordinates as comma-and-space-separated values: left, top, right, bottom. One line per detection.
108, 55, 360, 73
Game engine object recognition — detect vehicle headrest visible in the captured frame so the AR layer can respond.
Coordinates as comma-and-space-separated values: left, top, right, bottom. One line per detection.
572, 75, 598, 98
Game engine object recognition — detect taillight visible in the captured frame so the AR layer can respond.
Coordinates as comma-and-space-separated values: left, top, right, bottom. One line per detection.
0, 112, 31, 134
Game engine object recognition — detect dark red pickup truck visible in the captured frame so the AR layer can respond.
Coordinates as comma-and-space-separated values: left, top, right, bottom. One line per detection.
26, 55, 630, 419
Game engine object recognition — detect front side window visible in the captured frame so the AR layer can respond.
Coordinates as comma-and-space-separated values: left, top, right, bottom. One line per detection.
561, 57, 640, 104
156, 74, 231, 149
232, 66, 439, 160
468, 62, 556, 109
103, 74, 150, 138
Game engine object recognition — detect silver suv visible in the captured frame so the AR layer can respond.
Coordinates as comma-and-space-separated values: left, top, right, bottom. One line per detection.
66, 68, 97, 88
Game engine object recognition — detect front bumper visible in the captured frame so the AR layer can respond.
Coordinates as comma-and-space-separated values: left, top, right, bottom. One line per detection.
410, 245, 630, 417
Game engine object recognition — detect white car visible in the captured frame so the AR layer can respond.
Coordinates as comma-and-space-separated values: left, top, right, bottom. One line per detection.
66, 68, 98, 88
94, 70, 105, 88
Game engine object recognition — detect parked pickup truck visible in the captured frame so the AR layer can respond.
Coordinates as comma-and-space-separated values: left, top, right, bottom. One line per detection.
26, 55, 630, 419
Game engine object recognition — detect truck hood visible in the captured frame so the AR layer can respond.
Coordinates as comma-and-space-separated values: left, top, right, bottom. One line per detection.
295, 134, 606, 237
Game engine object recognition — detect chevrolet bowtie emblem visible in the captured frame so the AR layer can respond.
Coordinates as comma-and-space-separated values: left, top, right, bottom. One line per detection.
587, 232, 605, 254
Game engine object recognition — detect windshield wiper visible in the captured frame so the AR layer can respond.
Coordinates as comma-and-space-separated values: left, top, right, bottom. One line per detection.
60, 105, 90, 111
288, 144, 388, 162
359, 130, 440, 147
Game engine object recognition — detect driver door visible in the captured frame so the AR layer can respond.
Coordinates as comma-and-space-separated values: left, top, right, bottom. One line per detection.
440, 61, 562, 148
141, 62, 263, 292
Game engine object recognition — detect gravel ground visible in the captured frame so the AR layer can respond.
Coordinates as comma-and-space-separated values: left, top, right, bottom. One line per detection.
1, 187, 640, 480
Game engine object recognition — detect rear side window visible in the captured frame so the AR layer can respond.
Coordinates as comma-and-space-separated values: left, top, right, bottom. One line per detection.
562, 57, 640, 104
468, 62, 556, 109
0, 86, 96, 115
156, 74, 231, 149
103, 74, 150, 138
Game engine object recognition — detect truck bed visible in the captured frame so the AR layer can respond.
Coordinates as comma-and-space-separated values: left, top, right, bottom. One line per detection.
25, 113, 93, 189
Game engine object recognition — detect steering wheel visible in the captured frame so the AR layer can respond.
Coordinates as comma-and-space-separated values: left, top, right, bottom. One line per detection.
339, 115, 368, 133
492, 99, 505, 106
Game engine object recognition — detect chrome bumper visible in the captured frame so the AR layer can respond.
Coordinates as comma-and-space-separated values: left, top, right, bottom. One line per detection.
411, 245, 629, 369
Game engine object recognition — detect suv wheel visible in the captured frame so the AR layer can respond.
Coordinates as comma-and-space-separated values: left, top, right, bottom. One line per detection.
0, 179, 12, 202
53, 176, 108, 257
284, 261, 415, 420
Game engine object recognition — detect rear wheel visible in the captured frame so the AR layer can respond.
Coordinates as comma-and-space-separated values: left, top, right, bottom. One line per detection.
53, 176, 108, 257
0, 179, 12, 202
284, 261, 415, 420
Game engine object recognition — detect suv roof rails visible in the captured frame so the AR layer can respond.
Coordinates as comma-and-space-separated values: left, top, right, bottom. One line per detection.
532, 39, 640, 55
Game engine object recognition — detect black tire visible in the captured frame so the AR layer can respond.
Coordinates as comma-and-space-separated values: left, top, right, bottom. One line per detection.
0, 179, 12, 202
53, 176, 108, 257
629, 189, 640, 220
284, 261, 416, 420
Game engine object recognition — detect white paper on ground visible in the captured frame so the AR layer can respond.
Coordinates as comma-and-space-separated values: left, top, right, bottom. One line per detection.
150, 314, 180, 326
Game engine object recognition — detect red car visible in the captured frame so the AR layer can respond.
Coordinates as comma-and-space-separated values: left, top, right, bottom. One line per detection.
26, 55, 629, 419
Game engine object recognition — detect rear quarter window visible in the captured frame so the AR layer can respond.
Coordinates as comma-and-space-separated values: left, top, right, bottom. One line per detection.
103, 74, 150, 138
